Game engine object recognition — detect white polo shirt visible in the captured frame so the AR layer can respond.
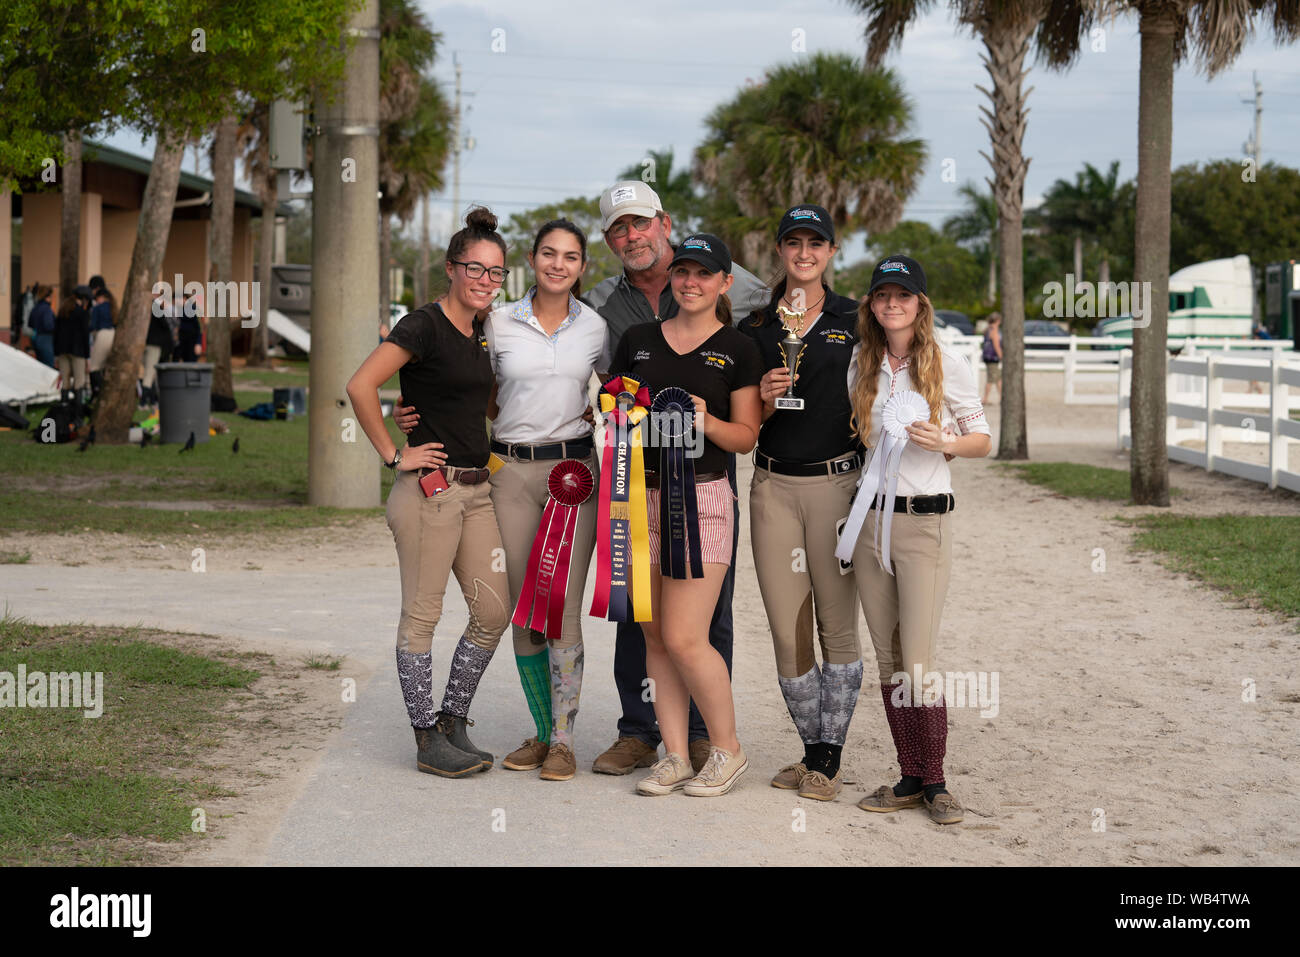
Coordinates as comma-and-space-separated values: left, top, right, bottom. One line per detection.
485, 289, 609, 445
846, 342, 990, 496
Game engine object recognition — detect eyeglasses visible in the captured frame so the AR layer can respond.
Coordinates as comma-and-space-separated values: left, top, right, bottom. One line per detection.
450, 259, 509, 283
606, 216, 657, 239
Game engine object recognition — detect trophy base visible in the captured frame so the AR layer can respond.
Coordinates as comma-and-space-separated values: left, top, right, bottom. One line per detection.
774, 397, 805, 411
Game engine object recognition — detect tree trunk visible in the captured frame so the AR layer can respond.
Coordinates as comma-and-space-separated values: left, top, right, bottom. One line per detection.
93, 133, 185, 444
1130, 7, 1175, 506
249, 173, 277, 367
1073, 234, 1083, 288
379, 211, 391, 329
986, 246, 997, 305
976, 17, 1034, 460
208, 114, 237, 404
58, 131, 82, 307
417, 192, 429, 305
1099, 256, 1110, 287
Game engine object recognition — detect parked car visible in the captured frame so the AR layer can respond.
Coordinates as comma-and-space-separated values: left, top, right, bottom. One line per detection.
1023, 319, 1070, 349
934, 309, 975, 336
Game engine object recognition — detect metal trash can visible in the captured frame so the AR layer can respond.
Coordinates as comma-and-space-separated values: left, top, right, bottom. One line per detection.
155, 362, 212, 445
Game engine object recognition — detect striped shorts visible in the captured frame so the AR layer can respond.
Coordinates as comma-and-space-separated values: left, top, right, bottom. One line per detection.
647, 476, 734, 566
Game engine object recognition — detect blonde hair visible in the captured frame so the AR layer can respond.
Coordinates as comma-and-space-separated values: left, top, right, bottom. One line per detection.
849, 290, 944, 447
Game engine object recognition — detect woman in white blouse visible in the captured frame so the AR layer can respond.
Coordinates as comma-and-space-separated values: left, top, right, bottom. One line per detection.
843, 255, 990, 825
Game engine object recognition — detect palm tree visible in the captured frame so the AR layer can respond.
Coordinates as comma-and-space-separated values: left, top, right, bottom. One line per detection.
235, 101, 279, 367
943, 181, 999, 304
694, 52, 925, 274
1039, 160, 1123, 286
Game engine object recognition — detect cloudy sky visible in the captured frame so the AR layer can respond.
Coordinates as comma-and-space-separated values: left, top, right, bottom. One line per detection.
104, 0, 1300, 261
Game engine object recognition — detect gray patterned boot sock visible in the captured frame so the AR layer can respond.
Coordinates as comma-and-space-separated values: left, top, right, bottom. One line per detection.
820, 659, 864, 747
549, 643, 584, 748
396, 648, 438, 728
439, 636, 495, 718
777, 664, 822, 745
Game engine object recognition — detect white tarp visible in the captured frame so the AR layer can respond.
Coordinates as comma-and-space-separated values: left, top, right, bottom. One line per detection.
268, 308, 311, 354
0, 341, 61, 404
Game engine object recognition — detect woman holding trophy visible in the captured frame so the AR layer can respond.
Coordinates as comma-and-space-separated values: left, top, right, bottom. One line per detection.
738, 205, 866, 803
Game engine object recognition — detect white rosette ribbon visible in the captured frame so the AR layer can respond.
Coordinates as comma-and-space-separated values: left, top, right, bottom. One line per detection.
834, 389, 931, 574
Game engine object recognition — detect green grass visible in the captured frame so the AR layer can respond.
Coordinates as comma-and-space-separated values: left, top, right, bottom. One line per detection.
1001, 461, 1180, 502
303, 653, 344, 671
0, 362, 407, 535
0, 614, 263, 865
0, 551, 30, 564
1124, 514, 1300, 621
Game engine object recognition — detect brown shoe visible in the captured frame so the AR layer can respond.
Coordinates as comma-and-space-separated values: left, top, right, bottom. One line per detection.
539, 742, 577, 781
770, 763, 808, 790
503, 736, 548, 771
688, 738, 712, 774
925, 790, 964, 825
592, 736, 658, 775
798, 770, 841, 802
857, 784, 925, 813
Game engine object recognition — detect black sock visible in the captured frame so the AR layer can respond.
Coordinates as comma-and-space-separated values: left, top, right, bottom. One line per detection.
924, 782, 949, 802
800, 745, 816, 769
804, 742, 829, 774
894, 775, 923, 797
821, 743, 843, 778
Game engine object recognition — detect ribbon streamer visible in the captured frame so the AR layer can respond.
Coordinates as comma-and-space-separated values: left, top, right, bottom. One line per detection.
835, 389, 931, 574
512, 460, 594, 641
590, 376, 653, 622
651, 387, 704, 580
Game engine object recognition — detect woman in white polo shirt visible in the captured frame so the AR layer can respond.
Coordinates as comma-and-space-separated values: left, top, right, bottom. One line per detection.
841, 255, 990, 825
401, 220, 607, 782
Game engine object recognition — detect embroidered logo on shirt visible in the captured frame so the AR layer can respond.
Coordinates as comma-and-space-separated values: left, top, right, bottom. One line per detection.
478, 335, 488, 351
634, 349, 652, 362
822, 330, 850, 344
700, 351, 731, 369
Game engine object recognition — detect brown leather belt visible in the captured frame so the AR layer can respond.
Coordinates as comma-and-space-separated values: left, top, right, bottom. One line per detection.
643, 470, 725, 490
421, 466, 490, 486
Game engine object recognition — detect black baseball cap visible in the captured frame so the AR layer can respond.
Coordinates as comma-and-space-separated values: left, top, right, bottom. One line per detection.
670, 234, 731, 274
777, 204, 834, 243
868, 255, 927, 296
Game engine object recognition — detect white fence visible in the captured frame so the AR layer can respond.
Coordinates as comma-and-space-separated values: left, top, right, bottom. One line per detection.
1116, 349, 1300, 493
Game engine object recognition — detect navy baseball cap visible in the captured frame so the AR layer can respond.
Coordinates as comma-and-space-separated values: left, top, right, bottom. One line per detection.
670, 234, 731, 274
868, 255, 927, 296
777, 204, 834, 243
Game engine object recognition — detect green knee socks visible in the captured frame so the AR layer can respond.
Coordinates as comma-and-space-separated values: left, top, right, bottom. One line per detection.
515, 650, 551, 742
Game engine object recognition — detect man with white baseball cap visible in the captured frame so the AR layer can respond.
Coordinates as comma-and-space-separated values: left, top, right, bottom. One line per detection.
584, 180, 769, 777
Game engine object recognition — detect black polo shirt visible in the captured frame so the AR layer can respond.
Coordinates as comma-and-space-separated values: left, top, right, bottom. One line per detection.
384, 302, 492, 468
610, 321, 763, 475
738, 286, 862, 464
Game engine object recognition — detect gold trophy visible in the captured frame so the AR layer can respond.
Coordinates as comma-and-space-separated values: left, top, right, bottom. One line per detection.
775, 306, 806, 411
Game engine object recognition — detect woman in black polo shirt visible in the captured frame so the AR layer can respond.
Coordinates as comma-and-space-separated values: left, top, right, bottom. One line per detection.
346, 206, 512, 779
739, 205, 864, 804
609, 234, 762, 797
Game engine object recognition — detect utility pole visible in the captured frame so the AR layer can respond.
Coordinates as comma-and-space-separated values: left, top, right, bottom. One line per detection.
1242, 72, 1262, 169
417, 191, 429, 305
308, 0, 381, 508
451, 54, 462, 219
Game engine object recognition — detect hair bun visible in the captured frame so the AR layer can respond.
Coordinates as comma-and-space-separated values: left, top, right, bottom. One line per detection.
464, 206, 498, 233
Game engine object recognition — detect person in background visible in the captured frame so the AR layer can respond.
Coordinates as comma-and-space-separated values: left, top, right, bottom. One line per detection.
88, 285, 116, 396
54, 285, 92, 405
29, 285, 56, 368
143, 287, 175, 407
176, 290, 202, 362
980, 312, 1002, 405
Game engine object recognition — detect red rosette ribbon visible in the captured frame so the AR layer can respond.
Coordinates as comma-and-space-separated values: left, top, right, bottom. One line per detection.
512, 459, 595, 641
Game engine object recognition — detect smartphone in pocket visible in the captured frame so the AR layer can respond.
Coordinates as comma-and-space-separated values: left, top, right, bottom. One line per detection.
419, 468, 449, 497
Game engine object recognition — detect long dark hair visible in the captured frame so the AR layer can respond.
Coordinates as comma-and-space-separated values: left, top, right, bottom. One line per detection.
532, 219, 588, 296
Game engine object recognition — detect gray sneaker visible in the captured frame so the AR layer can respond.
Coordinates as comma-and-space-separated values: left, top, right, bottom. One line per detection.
636, 752, 693, 796
683, 745, 748, 797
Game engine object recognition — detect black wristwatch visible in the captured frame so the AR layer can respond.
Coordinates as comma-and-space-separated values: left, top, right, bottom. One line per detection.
386, 449, 402, 470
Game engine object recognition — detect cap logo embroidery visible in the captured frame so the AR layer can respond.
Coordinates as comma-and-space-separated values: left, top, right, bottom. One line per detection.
791, 209, 820, 221
880, 261, 910, 274
683, 238, 712, 251
610, 186, 637, 205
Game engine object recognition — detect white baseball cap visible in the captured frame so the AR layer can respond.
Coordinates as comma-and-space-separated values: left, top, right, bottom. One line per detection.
599, 180, 664, 233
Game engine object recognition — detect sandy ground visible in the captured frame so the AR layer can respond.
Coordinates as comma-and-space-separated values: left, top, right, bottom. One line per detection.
3, 370, 1298, 865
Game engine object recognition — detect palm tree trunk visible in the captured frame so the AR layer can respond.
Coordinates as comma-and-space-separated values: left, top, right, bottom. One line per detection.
1073, 234, 1083, 288
1099, 255, 1110, 287
379, 212, 391, 329
58, 131, 82, 308
208, 114, 237, 406
986, 247, 997, 305
977, 18, 1033, 459
250, 172, 277, 366
93, 133, 186, 444
1130, 5, 1175, 506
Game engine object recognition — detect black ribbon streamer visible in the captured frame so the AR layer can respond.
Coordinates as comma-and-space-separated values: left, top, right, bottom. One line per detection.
652, 387, 704, 580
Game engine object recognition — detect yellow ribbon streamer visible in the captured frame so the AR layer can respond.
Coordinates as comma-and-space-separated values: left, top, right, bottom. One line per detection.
600, 377, 653, 622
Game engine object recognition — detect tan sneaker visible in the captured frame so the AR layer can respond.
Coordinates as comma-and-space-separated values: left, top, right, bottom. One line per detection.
539, 742, 576, 781
636, 753, 693, 795
798, 770, 841, 802
925, 790, 965, 825
857, 784, 925, 813
688, 738, 712, 774
593, 736, 659, 775
503, 736, 548, 771
770, 762, 809, 790
683, 745, 748, 797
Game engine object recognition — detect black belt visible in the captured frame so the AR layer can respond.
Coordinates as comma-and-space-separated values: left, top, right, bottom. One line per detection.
491, 437, 594, 461
866, 493, 955, 515
420, 466, 490, 486
643, 470, 725, 490
754, 450, 863, 478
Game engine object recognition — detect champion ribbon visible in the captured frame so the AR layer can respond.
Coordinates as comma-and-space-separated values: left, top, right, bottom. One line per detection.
590, 376, 653, 622
512, 460, 594, 641
651, 387, 703, 580
834, 389, 931, 574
